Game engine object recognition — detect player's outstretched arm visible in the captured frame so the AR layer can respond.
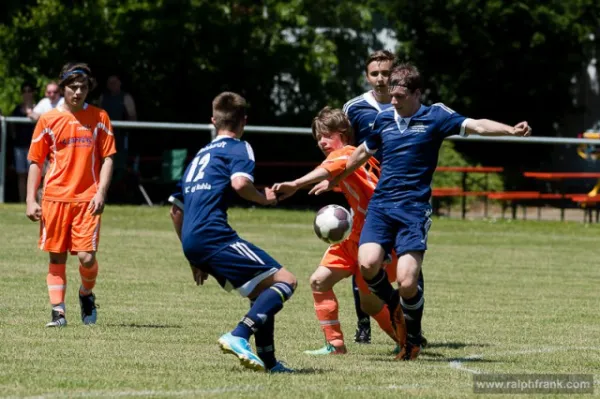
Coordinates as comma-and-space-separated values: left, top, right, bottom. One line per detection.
25, 162, 43, 221
310, 143, 372, 195
464, 119, 532, 137
272, 168, 332, 201
232, 176, 277, 206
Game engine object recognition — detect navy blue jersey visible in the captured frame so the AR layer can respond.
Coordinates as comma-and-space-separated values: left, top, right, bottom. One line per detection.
365, 103, 468, 207
170, 136, 256, 262
343, 91, 393, 146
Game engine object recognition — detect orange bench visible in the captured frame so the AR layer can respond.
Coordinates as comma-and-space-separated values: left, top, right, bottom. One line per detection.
486, 192, 541, 220
570, 195, 600, 223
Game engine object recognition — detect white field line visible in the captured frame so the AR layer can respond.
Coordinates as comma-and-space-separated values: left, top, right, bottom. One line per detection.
6, 383, 429, 399
448, 346, 600, 374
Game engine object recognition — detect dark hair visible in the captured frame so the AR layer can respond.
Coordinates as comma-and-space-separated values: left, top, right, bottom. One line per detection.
212, 92, 247, 131
58, 62, 97, 91
21, 82, 35, 93
365, 50, 396, 73
390, 63, 422, 93
311, 106, 354, 145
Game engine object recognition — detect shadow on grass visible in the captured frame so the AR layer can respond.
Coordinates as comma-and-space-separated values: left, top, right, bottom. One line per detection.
106, 323, 183, 329
424, 342, 491, 350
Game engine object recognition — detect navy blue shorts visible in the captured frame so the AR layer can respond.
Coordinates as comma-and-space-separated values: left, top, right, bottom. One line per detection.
198, 239, 282, 297
359, 205, 432, 256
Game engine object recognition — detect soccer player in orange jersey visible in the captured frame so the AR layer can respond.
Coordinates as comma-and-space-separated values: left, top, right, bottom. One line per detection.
272, 107, 398, 354
26, 62, 117, 327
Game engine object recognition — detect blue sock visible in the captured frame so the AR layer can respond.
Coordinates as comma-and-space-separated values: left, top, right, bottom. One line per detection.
231, 282, 294, 340
401, 286, 424, 341
255, 315, 276, 370
352, 274, 370, 326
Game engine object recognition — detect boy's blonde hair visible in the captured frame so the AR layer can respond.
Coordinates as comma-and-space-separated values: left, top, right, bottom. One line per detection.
311, 106, 354, 145
212, 91, 247, 131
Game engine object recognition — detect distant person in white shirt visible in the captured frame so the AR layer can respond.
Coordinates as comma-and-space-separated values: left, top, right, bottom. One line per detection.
29, 81, 64, 121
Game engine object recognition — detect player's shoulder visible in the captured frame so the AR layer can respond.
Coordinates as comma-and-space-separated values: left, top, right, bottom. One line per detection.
374, 107, 395, 121
430, 102, 458, 116
38, 108, 61, 123
84, 103, 109, 118
327, 145, 356, 159
343, 92, 369, 114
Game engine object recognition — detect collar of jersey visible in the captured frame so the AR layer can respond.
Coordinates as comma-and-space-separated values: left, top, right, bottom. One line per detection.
58, 102, 88, 112
212, 135, 239, 142
393, 104, 426, 126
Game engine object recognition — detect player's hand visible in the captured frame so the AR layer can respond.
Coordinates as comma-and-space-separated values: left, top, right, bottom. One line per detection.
88, 192, 106, 215
26, 200, 42, 222
271, 181, 298, 201
309, 179, 334, 196
513, 122, 532, 137
190, 264, 209, 286
263, 187, 278, 206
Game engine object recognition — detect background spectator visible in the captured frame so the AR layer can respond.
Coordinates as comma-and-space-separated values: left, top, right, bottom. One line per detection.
10, 82, 36, 202
99, 74, 138, 202
29, 81, 63, 121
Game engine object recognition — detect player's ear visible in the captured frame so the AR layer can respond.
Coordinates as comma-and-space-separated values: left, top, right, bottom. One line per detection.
211, 116, 216, 125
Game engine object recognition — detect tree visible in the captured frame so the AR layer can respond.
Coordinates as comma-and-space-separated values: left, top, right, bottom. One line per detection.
383, 0, 600, 166
0, 0, 383, 125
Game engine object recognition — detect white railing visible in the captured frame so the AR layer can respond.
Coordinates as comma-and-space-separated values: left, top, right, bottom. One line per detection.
3, 115, 600, 203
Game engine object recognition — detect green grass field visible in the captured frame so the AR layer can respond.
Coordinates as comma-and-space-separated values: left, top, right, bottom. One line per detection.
1, 204, 599, 398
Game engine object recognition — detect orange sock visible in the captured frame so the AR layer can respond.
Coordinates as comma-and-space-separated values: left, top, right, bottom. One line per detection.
79, 261, 98, 295
313, 290, 344, 347
372, 305, 397, 343
47, 263, 66, 307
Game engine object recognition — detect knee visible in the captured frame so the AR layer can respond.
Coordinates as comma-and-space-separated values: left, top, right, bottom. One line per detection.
397, 273, 419, 296
277, 268, 297, 291
49, 252, 67, 264
77, 252, 96, 268
309, 274, 329, 292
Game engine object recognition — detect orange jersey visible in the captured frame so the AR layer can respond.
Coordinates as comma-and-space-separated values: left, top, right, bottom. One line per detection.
317, 146, 379, 242
28, 104, 116, 202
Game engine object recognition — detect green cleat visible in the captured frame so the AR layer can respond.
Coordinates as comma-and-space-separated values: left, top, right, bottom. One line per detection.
304, 342, 347, 355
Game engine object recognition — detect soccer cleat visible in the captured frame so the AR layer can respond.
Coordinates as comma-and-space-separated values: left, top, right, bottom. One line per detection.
218, 332, 265, 371
79, 293, 97, 325
394, 340, 421, 361
304, 342, 347, 355
268, 361, 295, 373
354, 318, 371, 344
45, 310, 67, 328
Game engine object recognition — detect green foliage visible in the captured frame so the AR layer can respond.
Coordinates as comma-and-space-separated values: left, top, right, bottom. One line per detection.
434, 141, 504, 191
0, 0, 381, 123
386, 0, 600, 140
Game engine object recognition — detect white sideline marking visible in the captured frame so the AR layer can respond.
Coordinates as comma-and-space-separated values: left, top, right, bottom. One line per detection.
448, 346, 600, 374
8, 383, 428, 399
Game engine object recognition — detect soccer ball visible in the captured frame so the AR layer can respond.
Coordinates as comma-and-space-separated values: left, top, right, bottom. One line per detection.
313, 204, 353, 244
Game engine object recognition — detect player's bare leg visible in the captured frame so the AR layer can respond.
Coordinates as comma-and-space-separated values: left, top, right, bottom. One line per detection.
358, 243, 406, 347
395, 251, 424, 360
304, 266, 351, 355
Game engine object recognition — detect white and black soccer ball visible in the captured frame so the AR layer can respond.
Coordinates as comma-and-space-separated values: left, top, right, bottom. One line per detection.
313, 204, 353, 244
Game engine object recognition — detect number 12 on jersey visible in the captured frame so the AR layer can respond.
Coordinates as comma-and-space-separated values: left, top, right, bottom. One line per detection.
186, 153, 211, 183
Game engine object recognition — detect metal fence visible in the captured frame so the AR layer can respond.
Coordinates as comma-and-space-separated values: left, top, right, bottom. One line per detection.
3, 115, 600, 203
